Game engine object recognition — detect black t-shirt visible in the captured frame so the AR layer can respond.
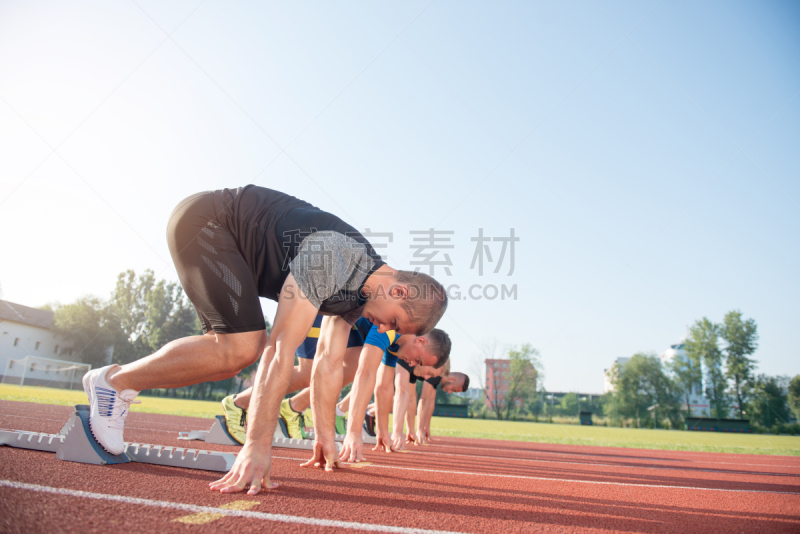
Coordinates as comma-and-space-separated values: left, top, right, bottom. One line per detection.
398, 359, 441, 387
214, 186, 384, 319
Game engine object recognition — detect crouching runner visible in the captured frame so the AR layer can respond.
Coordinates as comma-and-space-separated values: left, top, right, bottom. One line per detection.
339, 325, 451, 461
81, 185, 446, 495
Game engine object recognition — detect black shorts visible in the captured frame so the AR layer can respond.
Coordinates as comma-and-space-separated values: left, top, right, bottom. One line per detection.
167, 192, 266, 334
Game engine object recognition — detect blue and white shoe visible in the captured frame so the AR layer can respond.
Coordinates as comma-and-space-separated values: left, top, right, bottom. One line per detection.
82, 365, 140, 455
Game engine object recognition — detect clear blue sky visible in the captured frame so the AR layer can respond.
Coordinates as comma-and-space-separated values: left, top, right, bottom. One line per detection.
1, 0, 798, 392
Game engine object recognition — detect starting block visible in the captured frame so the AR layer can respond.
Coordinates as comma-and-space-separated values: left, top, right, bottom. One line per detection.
306, 429, 377, 445
0, 405, 236, 472
177, 416, 341, 452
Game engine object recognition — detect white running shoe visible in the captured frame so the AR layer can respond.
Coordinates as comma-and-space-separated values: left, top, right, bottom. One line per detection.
82, 365, 140, 455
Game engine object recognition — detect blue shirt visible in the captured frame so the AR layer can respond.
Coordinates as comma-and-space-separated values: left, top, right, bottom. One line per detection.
364, 325, 401, 367
296, 315, 373, 359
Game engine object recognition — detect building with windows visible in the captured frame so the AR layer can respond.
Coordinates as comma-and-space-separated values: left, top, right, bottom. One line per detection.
484, 359, 537, 409
0, 300, 76, 384
659, 338, 710, 417
485, 359, 510, 408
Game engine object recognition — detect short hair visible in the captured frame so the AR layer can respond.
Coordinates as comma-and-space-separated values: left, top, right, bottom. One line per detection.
395, 270, 447, 335
424, 328, 451, 369
452, 372, 469, 392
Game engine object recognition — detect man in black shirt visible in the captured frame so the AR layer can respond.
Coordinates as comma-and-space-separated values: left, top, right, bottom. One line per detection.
81, 186, 447, 495
411, 371, 469, 445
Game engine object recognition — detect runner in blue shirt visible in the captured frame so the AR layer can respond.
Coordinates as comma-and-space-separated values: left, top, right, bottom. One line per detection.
339, 325, 451, 462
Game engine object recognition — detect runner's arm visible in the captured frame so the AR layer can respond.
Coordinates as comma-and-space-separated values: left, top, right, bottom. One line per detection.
374, 364, 397, 451
417, 381, 437, 439
211, 273, 318, 494
406, 381, 418, 443
339, 343, 384, 462
392, 365, 411, 439
307, 315, 352, 468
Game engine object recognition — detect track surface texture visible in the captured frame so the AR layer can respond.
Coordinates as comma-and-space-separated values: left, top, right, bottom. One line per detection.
1, 400, 799, 533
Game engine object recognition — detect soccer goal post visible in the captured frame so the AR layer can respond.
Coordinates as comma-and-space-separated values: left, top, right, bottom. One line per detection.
1, 355, 92, 390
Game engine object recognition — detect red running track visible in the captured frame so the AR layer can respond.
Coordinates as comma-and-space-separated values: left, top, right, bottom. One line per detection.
1, 400, 799, 533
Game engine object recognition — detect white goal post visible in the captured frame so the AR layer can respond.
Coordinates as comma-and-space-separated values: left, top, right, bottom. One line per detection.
1, 355, 91, 390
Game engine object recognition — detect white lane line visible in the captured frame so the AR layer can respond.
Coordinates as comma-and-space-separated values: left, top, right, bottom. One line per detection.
427, 440, 800, 470
297, 460, 799, 496
399, 449, 798, 478
0, 480, 467, 534
270, 455, 800, 494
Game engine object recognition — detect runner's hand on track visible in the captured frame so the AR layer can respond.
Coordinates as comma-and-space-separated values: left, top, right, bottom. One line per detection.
391, 431, 405, 451
301, 440, 342, 471
208, 443, 278, 495
339, 432, 364, 462
406, 431, 420, 445
372, 434, 396, 453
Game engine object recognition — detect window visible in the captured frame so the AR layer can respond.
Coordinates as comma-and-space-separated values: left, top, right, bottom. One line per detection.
30, 363, 36, 372
13, 338, 19, 346
54, 345, 59, 354
35, 341, 40, 350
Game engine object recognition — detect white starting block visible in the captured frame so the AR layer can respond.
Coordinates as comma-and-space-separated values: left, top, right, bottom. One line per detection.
0, 405, 236, 472
306, 430, 377, 445
177, 415, 341, 452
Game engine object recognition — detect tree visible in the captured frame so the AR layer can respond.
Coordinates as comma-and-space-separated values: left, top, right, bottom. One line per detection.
608, 353, 681, 428
560, 392, 579, 416
748, 375, 790, 429
51, 296, 116, 368
685, 318, 728, 419
789, 375, 800, 421
668, 349, 702, 419
720, 310, 758, 418
108, 269, 201, 365
503, 344, 541, 420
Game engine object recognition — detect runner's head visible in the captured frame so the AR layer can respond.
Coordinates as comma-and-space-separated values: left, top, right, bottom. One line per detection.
440, 372, 469, 393
363, 270, 447, 335
397, 328, 451, 369
412, 364, 444, 380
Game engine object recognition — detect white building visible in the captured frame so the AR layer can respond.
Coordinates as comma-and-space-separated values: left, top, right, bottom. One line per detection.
0, 299, 80, 387
660, 338, 710, 417
603, 357, 630, 393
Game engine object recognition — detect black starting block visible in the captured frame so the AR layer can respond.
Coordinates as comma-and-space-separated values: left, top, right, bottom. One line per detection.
0, 405, 236, 472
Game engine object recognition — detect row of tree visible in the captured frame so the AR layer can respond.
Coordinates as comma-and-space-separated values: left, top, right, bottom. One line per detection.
48, 269, 261, 400
606, 310, 799, 430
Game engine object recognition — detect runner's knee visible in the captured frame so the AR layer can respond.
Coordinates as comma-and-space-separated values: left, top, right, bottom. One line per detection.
216, 331, 266, 377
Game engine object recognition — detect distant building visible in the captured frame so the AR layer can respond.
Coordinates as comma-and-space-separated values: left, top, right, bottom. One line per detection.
485, 359, 510, 408
603, 357, 630, 393
0, 300, 77, 384
484, 358, 537, 409
660, 338, 710, 417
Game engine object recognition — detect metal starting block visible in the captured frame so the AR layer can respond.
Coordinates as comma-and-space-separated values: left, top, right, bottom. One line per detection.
0, 405, 236, 472
178, 416, 341, 452
306, 429, 377, 445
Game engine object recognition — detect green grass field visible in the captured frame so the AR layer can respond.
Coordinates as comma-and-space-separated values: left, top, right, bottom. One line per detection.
2, 384, 798, 456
